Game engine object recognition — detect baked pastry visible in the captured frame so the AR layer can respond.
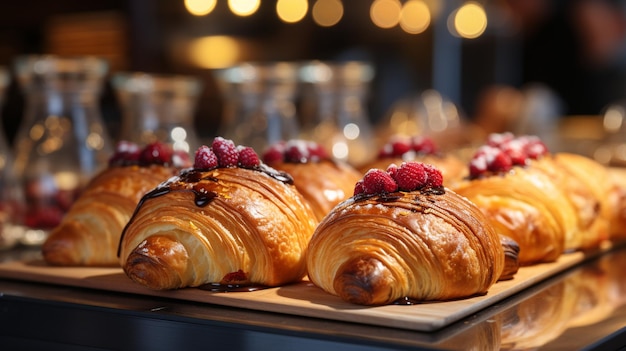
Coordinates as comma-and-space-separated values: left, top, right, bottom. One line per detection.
42, 141, 189, 266
306, 162, 506, 305
452, 135, 579, 265
119, 137, 318, 290
262, 139, 362, 221
607, 167, 626, 240
361, 135, 466, 186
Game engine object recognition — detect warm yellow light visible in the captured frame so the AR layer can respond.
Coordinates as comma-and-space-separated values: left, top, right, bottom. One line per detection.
312, 0, 343, 27
184, 0, 217, 16
277, 0, 309, 23
370, 0, 402, 29
229, 0, 260, 17
188, 36, 240, 69
451, 2, 487, 39
400, 0, 431, 34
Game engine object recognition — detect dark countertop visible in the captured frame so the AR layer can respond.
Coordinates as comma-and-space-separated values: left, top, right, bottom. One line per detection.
1, 245, 626, 351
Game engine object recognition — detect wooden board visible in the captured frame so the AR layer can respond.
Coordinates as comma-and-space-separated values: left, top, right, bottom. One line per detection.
0, 249, 603, 332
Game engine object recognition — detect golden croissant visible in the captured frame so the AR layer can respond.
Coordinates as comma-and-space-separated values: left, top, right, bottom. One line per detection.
119, 138, 318, 290
42, 141, 188, 266
307, 162, 505, 306
452, 135, 580, 265
262, 140, 362, 221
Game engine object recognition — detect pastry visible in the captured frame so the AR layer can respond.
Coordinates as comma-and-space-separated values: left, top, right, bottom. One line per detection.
361, 134, 466, 185
42, 141, 189, 266
306, 162, 506, 305
262, 139, 362, 221
452, 135, 579, 265
119, 137, 318, 290
608, 167, 626, 240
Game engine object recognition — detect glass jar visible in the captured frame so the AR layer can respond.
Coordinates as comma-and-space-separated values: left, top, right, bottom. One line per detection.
111, 72, 203, 153
0, 67, 24, 249
214, 62, 300, 153
12, 55, 112, 246
298, 61, 374, 167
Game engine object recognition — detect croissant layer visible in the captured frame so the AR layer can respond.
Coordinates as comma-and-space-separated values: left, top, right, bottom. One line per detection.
306, 188, 505, 305
119, 167, 318, 290
42, 165, 178, 266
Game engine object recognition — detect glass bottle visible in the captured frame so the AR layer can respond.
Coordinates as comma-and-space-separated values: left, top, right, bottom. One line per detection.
12, 55, 112, 246
0, 67, 24, 249
214, 62, 300, 153
111, 72, 203, 153
298, 61, 375, 167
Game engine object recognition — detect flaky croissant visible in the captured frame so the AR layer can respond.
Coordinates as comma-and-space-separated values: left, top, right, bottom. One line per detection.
307, 162, 505, 306
119, 138, 318, 290
262, 140, 362, 221
42, 141, 187, 266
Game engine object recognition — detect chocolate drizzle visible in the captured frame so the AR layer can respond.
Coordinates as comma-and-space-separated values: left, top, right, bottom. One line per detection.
197, 282, 268, 292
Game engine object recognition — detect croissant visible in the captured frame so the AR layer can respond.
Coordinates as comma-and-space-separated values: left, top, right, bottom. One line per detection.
262, 140, 362, 221
119, 138, 318, 290
42, 141, 188, 266
608, 167, 626, 240
307, 162, 505, 306
452, 135, 579, 265
361, 135, 466, 185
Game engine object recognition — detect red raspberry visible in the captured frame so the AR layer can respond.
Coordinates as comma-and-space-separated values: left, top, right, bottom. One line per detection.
500, 139, 528, 166
412, 136, 437, 155
307, 142, 328, 161
469, 154, 488, 178
423, 164, 443, 187
284, 142, 308, 163
139, 141, 173, 165
194, 145, 218, 169
212, 137, 239, 167
386, 163, 399, 179
109, 141, 141, 166
262, 143, 285, 164
237, 146, 260, 168
353, 179, 365, 196
392, 162, 428, 191
487, 132, 515, 147
488, 150, 513, 173
522, 137, 548, 159
172, 150, 192, 168
361, 169, 398, 195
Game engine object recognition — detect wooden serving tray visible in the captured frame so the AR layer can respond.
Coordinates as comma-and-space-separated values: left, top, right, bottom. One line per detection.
0, 247, 606, 332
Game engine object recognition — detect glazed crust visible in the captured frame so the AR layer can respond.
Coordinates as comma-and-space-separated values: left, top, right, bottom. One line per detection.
119, 167, 318, 290
42, 165, 178, 266
267, 160, 361, 221
306, 188, 505, 305
452, 167, 577, 265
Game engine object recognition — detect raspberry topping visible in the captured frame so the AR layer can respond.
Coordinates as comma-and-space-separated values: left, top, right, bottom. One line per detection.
109, 141, 190, 168
192, 137, 263, 170
354, 162, 444, 197
378, 135, 439, 159
212, 137, 239, 167
262, 139, 329, 164
468, 133, 549, 179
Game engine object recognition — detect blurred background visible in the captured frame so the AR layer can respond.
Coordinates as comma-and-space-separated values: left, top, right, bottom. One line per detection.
0, 0, 625, 154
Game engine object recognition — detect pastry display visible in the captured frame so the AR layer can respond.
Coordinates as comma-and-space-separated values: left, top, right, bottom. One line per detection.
306, 162, 507, 305
360, 134, 466, 186
42, 141, 189, 266
452, 135, 579, 265
119, 137, 318, 290
262, 139, 362, 221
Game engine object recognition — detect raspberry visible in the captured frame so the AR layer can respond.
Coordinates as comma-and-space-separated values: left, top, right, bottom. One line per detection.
284, 142, 308, 163
212, 137, 239, 167
392, 162, 427, 191
109, 141, 141, 166
262, 143, 285, 164
361, 169, 398, 195
488, 150, 513, 173
139, 141, 173, 166
500, 139, 528, 166
237, 146, 260, 168
172, 150, 192, 168
308, 142, 328, 161
487, 132, 514, 147
522, 137, 548, 159
469, 155, 488, 178
386, 163, 398, 179
423, 164, 443, 187
353, 180, 366, 196
412, 136, 437, 154
194, 145, 218, 169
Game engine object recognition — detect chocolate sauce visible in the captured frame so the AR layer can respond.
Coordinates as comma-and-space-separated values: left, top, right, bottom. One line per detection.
393, 296, 422, 305
198, 282, 268, 292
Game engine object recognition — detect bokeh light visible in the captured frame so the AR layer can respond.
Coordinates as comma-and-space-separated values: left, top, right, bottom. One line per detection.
277, 0, 309, 23
370, 0, 402, 29
400, 0, 431, 34
312, 0, 344, 27
184, 0, 217, 16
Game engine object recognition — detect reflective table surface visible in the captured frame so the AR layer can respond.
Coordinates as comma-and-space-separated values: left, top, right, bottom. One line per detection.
1, 245, 625, 351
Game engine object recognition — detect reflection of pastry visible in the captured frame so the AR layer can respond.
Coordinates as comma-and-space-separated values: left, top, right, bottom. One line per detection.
262, 140, 361, 221
607, 167, 626, 241
307, 162, 505, 305
361, 135, 466, 186
119, 137, 318, 290
453, 135, 579, 265
42, 141, 189, 266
